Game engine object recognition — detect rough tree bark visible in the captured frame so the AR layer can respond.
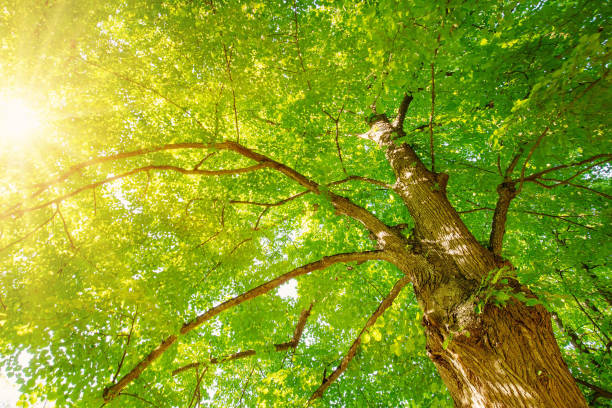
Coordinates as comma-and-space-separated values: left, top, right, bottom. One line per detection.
360, 96, 588, 407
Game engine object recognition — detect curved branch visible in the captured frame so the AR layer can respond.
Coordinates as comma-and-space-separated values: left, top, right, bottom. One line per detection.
229, 175, 393, 210
112, 311, 138, 384
323, 106, 347, 176
9, 140, 405, 254
459, 202, 597, 231
28, 142, 208, 199
3, 163, 271, 220
307, 274, 411, 405
102, 251, 385, 402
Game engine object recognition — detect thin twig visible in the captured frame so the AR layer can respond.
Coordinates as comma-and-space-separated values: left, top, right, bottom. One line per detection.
292, 1, 311, 90
6, 163, 273, 220
429, 61, 436, 173
173, 303, 314, 376
234, 365, 256, 407
57, 205, 76, 250
323, 106, 347, 175
187, 367, 208, 408
79, 57, 206, 130
517, 127, 549, 193
118, 392, 157, 407
0, 208, 58, 253
533, 178, 611, 200
222, 44, 240, 143
193, 152, 217, 170
112, 310, 138, 383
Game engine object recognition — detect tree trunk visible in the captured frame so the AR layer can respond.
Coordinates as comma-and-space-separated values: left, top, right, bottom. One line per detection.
365, 114, 588, 407
422, 286, 587, 407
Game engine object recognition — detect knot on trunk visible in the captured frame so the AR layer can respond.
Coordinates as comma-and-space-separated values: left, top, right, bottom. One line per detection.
497, 181, 517, 198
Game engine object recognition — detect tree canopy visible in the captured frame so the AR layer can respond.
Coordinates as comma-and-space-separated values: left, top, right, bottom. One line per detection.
0, 0, 610, 407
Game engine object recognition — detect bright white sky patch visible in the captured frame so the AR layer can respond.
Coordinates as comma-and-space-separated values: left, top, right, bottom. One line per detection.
0, 97, 40, 144
277, 279, 298, 300
0, 374, 19, 408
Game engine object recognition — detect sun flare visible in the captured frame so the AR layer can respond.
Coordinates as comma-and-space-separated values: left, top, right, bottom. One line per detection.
0, 97, 41, 144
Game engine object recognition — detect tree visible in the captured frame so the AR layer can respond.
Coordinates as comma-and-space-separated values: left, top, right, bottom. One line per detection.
0, 0, 610, 406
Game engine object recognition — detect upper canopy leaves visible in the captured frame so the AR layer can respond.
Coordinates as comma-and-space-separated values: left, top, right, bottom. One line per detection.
0, 0, 609, 406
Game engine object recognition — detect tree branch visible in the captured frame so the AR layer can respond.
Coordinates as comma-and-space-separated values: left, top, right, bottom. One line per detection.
533, 177, 612, 200
488, 182, 517, 257
292, 1, 311, 90
102, 251, 384, 401
519, 209, 597, 230
458, 200, 597, 231
187, 367, 208, 408
518, 154, 612, 183
0, 208, 58, 253
27, 142, 209, 198
222, 43, 240, 143
118, 392, 157, 407
489, 150, 522, 256
517, 127, 549, 193
323, 106, 348, 176
428, 62, 437, 173
327, 175, 392, 190
57, 205, 76, 250
112, 310, 138, 384
229, 175, 393, 212
230, 191, 309, 208
235, 365, 256, 408
549, 312, 577, 353
574, 378, 612, 402
8, 139, 405, 256
391, 93, 413, 130
3, 163, 272, 220
307, 274, 411, 404
172, 302, 314, 376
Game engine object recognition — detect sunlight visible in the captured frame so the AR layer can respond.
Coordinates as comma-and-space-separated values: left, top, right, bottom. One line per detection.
0, 97, 41, 144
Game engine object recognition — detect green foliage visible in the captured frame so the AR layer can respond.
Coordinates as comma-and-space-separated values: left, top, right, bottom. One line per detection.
471, 267, 544, 314
0, 0, 610, 406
